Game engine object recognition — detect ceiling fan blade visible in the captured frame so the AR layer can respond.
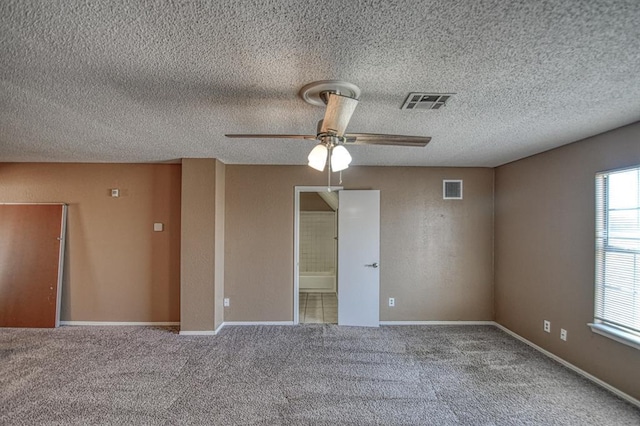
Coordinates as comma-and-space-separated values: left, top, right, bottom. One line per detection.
343, 133, 431, 147
320, 94, 359, 137
225, 134, 317, 140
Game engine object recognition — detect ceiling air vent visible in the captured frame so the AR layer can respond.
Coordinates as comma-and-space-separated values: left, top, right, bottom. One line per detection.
401, 93, 454, 110
443, 180, 463, 200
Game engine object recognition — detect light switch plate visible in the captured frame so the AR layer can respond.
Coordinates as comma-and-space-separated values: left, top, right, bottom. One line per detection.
153, 223, 164, 232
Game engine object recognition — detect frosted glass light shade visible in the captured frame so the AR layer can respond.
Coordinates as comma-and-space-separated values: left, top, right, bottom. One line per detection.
308, 144, 328, 171
331, 145, 352, 171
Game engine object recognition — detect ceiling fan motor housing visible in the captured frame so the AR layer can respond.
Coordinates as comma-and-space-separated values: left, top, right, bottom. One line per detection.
299, 80, 361, 106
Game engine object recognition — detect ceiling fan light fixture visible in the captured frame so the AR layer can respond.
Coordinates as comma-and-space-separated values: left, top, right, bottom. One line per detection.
331, 145, 352, 172
308, 143, 328, 171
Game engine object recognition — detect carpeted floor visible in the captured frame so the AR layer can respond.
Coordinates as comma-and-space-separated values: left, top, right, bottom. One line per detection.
0, 325, 638, 425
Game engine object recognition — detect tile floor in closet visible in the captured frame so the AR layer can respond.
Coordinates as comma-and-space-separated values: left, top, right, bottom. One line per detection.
299, 292, 337, 324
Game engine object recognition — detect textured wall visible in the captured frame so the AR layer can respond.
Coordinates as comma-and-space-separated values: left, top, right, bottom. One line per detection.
224, 165, 494, 322
300, 192, 333, 211
180, 159, 223, 332
214, 161, 226, 330
495, 122, 640, 400
0, 163, 181, 322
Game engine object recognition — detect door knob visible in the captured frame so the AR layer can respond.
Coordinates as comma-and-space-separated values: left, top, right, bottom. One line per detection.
365, 262, 379, 268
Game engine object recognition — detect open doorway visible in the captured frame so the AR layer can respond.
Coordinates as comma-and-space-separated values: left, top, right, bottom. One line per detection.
294, 186, 341, 324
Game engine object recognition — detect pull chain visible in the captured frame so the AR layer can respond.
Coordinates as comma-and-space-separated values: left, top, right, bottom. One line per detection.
327, 145, 332, 191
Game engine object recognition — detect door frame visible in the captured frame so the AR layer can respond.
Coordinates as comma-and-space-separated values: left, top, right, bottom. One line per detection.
55, 205, 68, 327
293, 186, 342, 325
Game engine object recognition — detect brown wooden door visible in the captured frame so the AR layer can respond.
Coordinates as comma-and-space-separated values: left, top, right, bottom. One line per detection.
0, 204, 65, 328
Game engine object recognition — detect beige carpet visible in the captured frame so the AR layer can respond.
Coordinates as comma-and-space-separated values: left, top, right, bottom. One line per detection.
1, 325, 638, 425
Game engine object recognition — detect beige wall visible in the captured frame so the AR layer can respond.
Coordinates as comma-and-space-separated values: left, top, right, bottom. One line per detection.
224, 165, 494, 322
0, 163, 181, 322
300, 192, 333, 211
180, 159, 225, 332
214, 161, 226, 329
3, 130, 637, 398
495, 122, 640, 400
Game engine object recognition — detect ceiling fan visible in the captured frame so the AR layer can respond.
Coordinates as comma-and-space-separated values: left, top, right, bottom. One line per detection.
225, 80, 432, 172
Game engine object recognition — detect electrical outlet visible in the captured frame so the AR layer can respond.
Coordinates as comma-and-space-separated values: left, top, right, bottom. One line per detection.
560, 328, 567, 341
543, 320, 551, 333
388, 297, 395, 307
223, 298, 230, 307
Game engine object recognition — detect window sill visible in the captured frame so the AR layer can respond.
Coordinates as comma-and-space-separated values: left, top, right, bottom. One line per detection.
588, 323, 640, 351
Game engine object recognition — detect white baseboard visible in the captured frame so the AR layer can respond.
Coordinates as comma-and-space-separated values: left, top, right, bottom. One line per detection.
60, 321, 179, 326
179, 330, 217, 336
493, 323, 640, 409
179, 322, 225, 336
178, 321, 292, 335
222, 321, 295, 326
380, 320, 495, 326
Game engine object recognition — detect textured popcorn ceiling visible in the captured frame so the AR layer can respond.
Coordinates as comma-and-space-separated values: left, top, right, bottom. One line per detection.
1, 0, 639, 166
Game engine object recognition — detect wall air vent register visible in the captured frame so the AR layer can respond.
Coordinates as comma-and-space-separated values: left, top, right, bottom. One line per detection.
443, 180, 463, 200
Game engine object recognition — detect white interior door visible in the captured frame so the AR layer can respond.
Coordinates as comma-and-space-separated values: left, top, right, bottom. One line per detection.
338, 190, 380, 327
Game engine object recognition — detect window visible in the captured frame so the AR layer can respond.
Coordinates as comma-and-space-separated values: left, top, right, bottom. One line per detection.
590, 166, 640, 349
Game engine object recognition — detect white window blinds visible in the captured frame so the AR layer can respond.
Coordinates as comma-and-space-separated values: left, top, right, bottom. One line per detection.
594, 166, 640, 338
